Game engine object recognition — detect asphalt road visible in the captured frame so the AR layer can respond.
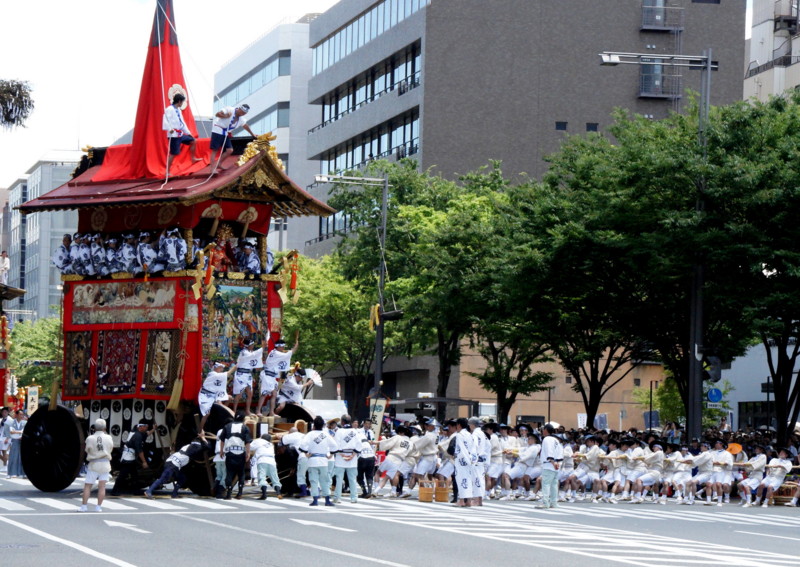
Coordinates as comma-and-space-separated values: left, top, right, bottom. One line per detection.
1, 477, 798, 567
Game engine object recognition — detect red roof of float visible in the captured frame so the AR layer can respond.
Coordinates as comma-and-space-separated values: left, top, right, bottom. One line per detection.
18, 149, 334, 218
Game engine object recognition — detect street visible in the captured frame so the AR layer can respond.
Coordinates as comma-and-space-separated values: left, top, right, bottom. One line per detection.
0, 478, 798, 567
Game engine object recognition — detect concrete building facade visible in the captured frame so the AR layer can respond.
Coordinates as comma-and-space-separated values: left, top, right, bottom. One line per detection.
744, 0, 800, 100
305, 0, 746, 255
7, 153, 80, 322
213, 15, 322, 252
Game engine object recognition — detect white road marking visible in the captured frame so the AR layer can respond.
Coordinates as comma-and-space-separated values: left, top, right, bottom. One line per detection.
75, 499, 136, 510
2, 478, 33, 485
291, 518, 357, 532
736, 530, 800, 542
104, 520, 151, 534
182, 515, 412, 567
120, 498, 185, 510
0, 498, 33, 511
176, 498, 236, 510
228, 499, 284, 509
0, 515, 138, 567
29, 498, 79, 510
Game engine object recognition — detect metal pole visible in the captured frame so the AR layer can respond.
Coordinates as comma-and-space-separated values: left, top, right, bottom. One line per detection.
687, 49, 711, 442
766, 374, 771, 430
649, 381, 654, 429
374, 173, 389, 391
547, 387, 551, 423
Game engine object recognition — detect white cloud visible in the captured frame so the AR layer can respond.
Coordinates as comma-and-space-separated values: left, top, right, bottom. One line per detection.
0, 0, 337, 187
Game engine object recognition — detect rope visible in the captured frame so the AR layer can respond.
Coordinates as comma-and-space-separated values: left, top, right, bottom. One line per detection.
156, 3, 172, 189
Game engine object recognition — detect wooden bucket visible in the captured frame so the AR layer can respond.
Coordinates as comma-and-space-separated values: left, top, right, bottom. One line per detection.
434, 482, 451, 503
418, 483, 434, 502
772, 482, 797, 504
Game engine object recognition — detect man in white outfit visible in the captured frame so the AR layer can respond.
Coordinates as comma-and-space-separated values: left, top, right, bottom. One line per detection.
79, 419, 113, 512
537, 423, 563, 509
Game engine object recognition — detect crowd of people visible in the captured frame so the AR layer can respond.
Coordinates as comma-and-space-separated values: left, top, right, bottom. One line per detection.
51, 229, 274, 278
188, 413, 800, 511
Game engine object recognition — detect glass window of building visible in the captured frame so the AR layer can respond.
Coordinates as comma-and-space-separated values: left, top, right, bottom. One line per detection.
312, 0, 430, 75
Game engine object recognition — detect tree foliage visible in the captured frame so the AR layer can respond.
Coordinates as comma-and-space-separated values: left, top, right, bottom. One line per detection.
632, 376, 734, 429
8, 318, 62, 397
281, 255, 400, 418
0, 79, 34, 129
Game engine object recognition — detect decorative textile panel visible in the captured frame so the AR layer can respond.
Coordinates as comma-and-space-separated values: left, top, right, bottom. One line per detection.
95, 330, 141, 396
142, 330, 181, 396
63, 331, 93, 399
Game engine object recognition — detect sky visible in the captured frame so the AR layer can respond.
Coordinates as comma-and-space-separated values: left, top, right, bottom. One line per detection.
0, 0, 338, 188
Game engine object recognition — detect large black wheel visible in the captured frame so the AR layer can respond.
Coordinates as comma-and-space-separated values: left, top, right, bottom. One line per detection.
276, 403, 315, 424
21, 405, 85, 492
176, 403, 233, 496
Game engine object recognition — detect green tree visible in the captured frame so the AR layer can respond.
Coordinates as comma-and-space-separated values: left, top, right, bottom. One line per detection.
505, 156, 648, 428
703, 93, 800, 444
330, 160, 482, 419
632, 376, 734, 429
631, 376, 686, 426
469, 320, 554, 424
541, 105, 754, 427
8, 318, 62, 399
0, 80, 34, 128
281, 255, 399, 418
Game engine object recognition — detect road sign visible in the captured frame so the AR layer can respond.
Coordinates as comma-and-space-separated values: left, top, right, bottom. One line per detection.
644, 410, 660, 429
707, 388, 723, 403
706, 402, 723, 409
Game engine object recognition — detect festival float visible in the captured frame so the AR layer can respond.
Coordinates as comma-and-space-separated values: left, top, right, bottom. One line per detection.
16, 0, 334, 494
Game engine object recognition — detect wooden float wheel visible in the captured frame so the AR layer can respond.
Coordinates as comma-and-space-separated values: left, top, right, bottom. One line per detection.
21, 405, 85, 492
177, 403, 234, 496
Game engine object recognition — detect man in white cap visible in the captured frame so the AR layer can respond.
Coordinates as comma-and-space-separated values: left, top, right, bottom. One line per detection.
738, 445, 767, 507
681, 441, 713, 505
753, 447, 793, 508
198, 361, 236, 433
238, 242, 261, 275
412, 418, 440, 486
233, 339, 264, 416
79, 419, 113, 512
537, 423, 563, 509
210, 104, 257, 168
468, 417, 490, 504
256, 332, 299, 417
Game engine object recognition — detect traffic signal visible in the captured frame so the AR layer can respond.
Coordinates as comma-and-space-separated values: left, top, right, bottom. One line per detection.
381, 309, 404, 321
703, 356, 722, 383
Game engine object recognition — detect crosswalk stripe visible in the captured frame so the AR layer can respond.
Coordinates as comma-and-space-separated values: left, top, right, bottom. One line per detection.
0, 498, 34, 511
177, 498, 236, 510
74, 499, 136, 510
229, 499, 285, 509
2, 478, 33, 485
29, 498, 78, 510
120, 498, 185, 510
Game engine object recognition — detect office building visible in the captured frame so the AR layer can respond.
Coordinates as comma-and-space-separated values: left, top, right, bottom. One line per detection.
305, 0, 746, 255
213, 14, 322, 252
7, 152, 81, 321
744, 0, 800, 100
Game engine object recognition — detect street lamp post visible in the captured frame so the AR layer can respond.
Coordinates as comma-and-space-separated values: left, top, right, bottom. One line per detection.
314, 172, 393, 395
649, 380, 659, 430
599, 49, 717, 441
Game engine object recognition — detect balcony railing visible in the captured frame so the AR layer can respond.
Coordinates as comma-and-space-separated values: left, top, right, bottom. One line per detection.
641, 5, 684, 31
639, 73, 682, 99
745, 54, 800, 79
309, 72, 422, 134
